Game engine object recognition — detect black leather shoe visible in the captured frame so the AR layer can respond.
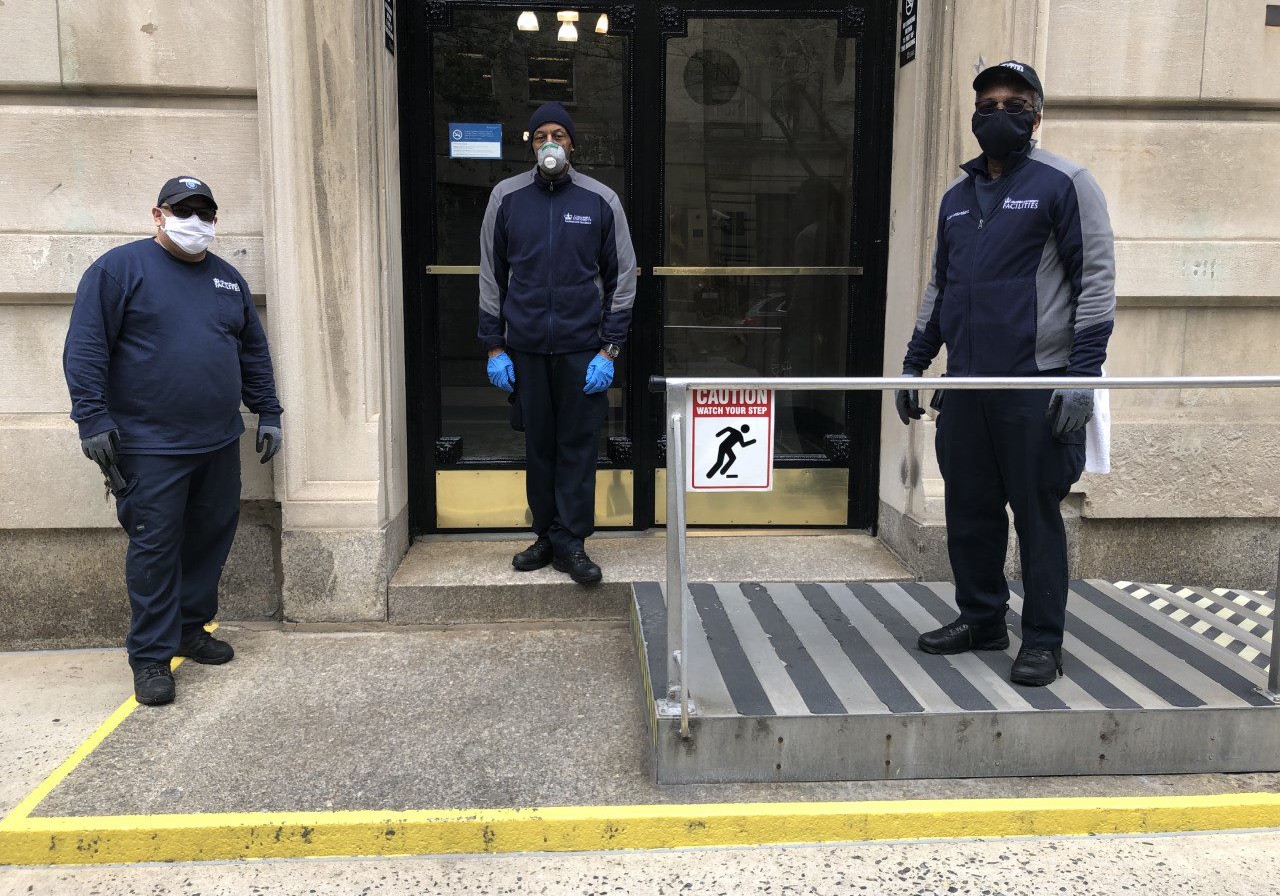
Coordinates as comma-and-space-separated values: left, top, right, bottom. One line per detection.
512, 536, 554, 571
176, 632, 234, 665
1010, 646, 1063, 687
918, 618, 1009, 655
553, 550, 603, 585
133, 663, 175, 706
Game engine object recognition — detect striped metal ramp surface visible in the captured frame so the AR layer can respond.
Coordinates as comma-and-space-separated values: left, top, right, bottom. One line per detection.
634, 580, 1276, 718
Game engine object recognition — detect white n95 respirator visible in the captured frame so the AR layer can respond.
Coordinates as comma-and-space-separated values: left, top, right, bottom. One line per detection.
537, 142, 568, 177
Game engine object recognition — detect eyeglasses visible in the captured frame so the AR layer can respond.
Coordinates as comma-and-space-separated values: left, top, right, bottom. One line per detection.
975, 98, 1036, 116
164, 204, 217, 223
532, 129, 569, 146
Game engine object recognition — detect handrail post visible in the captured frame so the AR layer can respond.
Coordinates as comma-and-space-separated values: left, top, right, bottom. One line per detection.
1261, 542, 1280, 703
663, 382, 693, 734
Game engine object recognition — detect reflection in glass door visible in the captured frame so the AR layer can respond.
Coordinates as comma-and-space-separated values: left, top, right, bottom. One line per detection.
656, 14, 866, 524
664, 16, 858, 456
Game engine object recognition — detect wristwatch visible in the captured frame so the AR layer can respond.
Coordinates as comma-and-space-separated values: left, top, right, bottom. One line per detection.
601, 342, 622, 360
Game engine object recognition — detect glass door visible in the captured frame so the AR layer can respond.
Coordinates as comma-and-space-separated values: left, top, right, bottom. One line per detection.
644, 6, 885, 528
405, 4, 634, 529
399, 2, 893, 534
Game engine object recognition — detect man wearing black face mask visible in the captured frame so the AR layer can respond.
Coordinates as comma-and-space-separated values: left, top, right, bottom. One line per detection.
895, 61, 1116, 687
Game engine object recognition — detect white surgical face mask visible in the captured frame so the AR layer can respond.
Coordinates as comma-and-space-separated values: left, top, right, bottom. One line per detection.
537, 142, 568, 177
162, 211, 216, 255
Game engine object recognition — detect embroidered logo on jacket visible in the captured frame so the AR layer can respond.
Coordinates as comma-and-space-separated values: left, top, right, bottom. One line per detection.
213, 277, 241, 292
946, 209, 970, 221
1002, 197, 1040, 210
563, 213, 593, 225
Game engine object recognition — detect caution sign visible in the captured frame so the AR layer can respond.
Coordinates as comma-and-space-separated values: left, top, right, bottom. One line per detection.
685, 388, 774, 492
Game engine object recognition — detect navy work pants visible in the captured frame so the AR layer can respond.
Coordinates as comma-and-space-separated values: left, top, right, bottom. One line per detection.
508, 348, 608, 557
113, 442, 241, 670
935, 388, 1086, 649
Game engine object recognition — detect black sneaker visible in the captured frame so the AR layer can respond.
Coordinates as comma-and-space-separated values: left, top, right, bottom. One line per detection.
1010, 646, 1063, 687
918, 618, 1009, 655
176, 631, 234, 665
512, 536, 554, 571
133, 663, 175, 706
553, 550, 603, 586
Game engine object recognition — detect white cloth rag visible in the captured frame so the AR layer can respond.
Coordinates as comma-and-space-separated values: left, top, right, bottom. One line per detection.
1084, 371, 1111, 475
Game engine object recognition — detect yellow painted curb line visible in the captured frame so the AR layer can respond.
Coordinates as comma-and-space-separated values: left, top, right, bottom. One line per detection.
3, 793, 1280, 866
0, 623, 217, 830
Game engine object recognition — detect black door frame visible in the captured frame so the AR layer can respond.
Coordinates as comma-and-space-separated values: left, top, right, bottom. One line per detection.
397, 0, 897, 536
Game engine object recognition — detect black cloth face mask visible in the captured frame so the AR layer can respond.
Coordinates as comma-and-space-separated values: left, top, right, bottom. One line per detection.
971, 109, 1036, 160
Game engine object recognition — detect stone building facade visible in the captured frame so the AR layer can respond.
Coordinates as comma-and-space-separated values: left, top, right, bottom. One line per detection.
1, 0, 1276, 647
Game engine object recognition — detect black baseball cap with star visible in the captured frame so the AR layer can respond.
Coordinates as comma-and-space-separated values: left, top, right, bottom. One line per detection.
973, 60, 1044, 103
157, 176, 218, 210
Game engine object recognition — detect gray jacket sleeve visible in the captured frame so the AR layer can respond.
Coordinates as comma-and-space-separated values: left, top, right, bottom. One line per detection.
1059, 168, 1116, 376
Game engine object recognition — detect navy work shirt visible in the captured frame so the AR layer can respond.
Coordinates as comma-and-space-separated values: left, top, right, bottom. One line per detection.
63, 238, 283, 454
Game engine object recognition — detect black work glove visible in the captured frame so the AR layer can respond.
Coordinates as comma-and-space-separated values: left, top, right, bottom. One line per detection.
1046, 389, 1093, 437
256, 423, 282, 464
895, 371, 924, 425
81, 429, 120, 468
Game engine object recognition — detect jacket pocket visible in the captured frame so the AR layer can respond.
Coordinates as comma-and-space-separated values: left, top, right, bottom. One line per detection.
938, 284, 968, 370
969, 278, 1037, 373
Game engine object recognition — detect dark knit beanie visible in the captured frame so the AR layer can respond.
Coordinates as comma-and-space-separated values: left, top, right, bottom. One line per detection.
528, 101, 576, 146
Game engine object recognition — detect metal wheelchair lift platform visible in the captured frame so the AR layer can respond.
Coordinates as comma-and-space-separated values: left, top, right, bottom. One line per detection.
641, 373, 1280, 784
632, 579, 1278, 783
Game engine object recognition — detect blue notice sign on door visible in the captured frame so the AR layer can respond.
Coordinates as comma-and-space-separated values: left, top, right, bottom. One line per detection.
449, 123, 502, 159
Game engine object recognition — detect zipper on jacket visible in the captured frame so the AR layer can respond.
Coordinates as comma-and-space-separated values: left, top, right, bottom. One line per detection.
546, 185, 557, 353
966, 167, 1026, 370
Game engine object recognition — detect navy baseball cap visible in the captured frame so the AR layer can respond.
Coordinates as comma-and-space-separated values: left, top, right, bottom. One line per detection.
157, 176, 217, 209
973, 60, 1043, 102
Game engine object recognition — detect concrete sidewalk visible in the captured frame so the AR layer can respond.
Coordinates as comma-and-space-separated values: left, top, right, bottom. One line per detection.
6, 624, 1279, 820
3, 831, 1279, 895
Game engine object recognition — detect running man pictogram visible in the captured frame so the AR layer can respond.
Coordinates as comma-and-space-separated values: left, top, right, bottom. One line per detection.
706, 424, 757, 479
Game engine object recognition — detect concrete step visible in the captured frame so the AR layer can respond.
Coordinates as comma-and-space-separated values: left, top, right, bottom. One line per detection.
388, 532, 913, 625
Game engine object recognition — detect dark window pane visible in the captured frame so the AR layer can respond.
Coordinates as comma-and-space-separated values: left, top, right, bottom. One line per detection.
528, 50, 575, 104
663, 18, 855, 456
431, 8, 628, 461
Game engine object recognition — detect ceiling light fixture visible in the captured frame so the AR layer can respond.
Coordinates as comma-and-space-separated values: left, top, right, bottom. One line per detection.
556, 11, 579, 22
517, 11, 538, 31
595, 13, 609, 33
558, 21, 578, 41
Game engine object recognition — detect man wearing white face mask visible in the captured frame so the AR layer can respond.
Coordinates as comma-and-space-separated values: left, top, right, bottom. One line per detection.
478, 102, 637, 586
62, 176, 283, 707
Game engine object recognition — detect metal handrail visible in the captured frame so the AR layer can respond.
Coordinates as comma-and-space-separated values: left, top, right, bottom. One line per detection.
655, 374, 1280, 736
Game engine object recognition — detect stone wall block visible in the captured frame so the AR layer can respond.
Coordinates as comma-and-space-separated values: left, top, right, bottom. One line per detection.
0, 512, 281, 651
0, 419, 274, 529
0, 0, 62, 87
1046, 0, 1207, 100
1201, 0, 1280, 103
1082, 422, 1280, 518
1050, 120, 1280, 240
58, 0, 256, 91
0, 234, 266, 298
0, 107, 262, 235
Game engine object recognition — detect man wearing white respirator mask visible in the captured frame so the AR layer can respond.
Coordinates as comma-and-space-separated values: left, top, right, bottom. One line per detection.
478, 102, 637, 585
63, 176, 283, 706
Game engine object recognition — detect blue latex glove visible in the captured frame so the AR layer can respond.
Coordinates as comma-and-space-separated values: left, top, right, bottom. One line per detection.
584, 354, 614, 394
487, 352, 515, 393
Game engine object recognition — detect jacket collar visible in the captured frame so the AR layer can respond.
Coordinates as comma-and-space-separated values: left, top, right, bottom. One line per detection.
960, 138, 1036, 180
533, 165, 574, 191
